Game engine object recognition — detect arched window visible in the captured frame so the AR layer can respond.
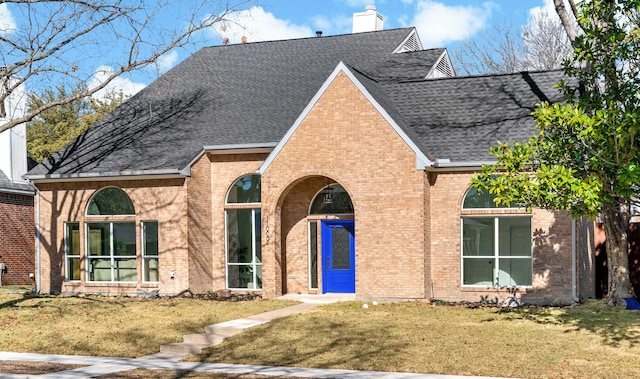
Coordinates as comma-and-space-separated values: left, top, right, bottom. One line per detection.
309, 184, 354, 215
71, 187, 158, 284
461, 187, 532, 288
226, 174, 261, 203
461, 187, 513, 209
87, 187, 135, 215
225, 175, 262, 290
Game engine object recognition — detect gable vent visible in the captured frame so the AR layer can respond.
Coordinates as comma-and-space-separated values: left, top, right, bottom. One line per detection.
427, 51, 456, 79
397, 33, 421, 52
435, 58, 454, 77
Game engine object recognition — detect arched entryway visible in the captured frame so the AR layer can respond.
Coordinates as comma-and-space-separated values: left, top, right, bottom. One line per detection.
310, 184, 355, 293
278, 177, 355, 295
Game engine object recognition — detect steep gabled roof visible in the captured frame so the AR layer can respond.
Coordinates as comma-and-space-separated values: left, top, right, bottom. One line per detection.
26, 27, 567, 180
381, 69, 566, 163
28, 28, 440, 179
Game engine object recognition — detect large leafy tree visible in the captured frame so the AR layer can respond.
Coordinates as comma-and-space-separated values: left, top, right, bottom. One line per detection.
27, 87, 126, 163
475, 0, 640, 305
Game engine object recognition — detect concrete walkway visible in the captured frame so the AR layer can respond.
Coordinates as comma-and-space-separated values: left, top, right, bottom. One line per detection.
0, 294, 516, 379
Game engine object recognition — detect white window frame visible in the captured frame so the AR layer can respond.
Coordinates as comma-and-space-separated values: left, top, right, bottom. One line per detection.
224, 208, 262, 290
460, 215, 533, 288
141, 221, 159, 283
308, 220, 319, 290
86, 221, 137, 283
64, 222, 81, 281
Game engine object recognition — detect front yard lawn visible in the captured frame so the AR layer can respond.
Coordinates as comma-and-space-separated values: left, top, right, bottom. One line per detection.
2, 285, 640, 379
0, 287, 295, 357
192, 300, 640, 379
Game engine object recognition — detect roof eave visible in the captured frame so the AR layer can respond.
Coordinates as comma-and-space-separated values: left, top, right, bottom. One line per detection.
25, 169, 186, 184
179, 143, 279, 176
0, 185, 35, 196
425, 160, 496, 172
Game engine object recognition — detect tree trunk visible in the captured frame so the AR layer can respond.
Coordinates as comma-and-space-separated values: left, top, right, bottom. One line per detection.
602, 208, 636, 306
553, 0, 579, 43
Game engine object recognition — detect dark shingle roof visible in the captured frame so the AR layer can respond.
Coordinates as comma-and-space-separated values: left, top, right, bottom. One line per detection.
381, 70, 566, 162
27, 27, 566, 177
30, 28, 438, 177
0, 169, 34, 194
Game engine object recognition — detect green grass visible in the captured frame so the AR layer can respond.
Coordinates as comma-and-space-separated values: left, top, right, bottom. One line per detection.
3, 285, 640, 379
0, 286, 296, 357
193, 301, 640, 379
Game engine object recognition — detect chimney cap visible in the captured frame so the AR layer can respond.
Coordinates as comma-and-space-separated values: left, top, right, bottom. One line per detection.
366, 5, 376, 11
316, 31, 323, 37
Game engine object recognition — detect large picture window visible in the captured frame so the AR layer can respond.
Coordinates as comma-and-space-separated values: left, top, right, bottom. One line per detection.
87, 222, 137, 282
225, 175, 262, 290
461, 188, 532, 287
74, 186, 159, 284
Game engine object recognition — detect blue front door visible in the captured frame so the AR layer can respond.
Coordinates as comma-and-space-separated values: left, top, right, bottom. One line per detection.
321, 220, 355, 293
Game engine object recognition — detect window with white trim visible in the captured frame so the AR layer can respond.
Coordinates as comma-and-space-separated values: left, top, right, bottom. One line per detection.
142, 221, 159, 282
461, 188, 532, 287
86, 222, 137, 282
225, 175, 262, 290
79, 186, 159, 284
65, 222, 81, 281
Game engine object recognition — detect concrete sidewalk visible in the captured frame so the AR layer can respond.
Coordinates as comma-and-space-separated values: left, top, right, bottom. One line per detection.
0, 352, 512, 379
0, 294, 517, 378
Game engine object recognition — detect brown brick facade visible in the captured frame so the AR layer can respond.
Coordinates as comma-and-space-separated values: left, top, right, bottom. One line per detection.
428, 172, 576, 304
0, 192, 34, 285
36, 179, 188, 295
32, 70, 584, 303
261, 72, 427, 299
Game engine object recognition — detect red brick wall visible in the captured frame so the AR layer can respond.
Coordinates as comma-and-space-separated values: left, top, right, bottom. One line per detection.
0, 192, 35, 285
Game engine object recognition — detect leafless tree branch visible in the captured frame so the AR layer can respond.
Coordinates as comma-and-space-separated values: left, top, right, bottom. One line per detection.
0, 0, 253, 132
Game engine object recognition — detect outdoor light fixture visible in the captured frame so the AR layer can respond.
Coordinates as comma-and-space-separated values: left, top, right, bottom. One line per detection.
323, 190, 333, 204
323, 185, 334, 204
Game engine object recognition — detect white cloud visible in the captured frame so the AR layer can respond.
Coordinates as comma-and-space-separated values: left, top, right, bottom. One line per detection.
155, 51, 179, 73
312, 14, 353, 35
411, 1, 495, 47
215, 6, 314, 44
529, 0, 557, 21
0, 3, 17, 35
90, 66, 146, 99
344, 0, 374, 7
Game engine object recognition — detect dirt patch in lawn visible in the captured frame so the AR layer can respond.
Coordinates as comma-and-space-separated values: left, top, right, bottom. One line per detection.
98, 369, 310, 379
0, 360, 87, 375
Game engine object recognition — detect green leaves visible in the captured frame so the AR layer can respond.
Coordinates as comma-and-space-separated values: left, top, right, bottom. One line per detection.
27, 86, 127, 163
474, 1, 640, 220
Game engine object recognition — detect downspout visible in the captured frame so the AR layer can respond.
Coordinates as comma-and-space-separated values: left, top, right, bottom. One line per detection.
571, 218, 579, 302
35, 186, 41, 294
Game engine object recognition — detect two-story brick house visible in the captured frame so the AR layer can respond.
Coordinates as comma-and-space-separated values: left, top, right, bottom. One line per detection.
25, 10, 594, 303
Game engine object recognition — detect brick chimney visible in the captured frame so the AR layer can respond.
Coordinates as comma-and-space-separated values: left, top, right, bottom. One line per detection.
352, 5, 384, 33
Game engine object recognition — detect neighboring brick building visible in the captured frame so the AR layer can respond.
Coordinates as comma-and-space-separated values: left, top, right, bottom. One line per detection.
25, 8, 595, 304
0, 105, 35, 286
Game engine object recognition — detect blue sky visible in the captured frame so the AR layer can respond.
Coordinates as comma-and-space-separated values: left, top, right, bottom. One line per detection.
0, 0, 557, 96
